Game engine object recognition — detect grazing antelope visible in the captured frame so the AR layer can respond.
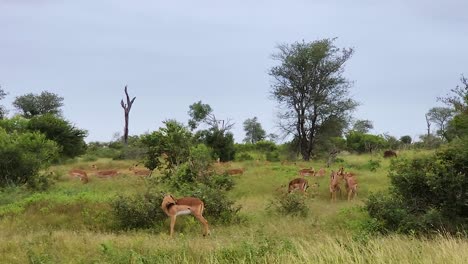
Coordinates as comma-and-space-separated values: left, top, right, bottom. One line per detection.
95, 170, 118, 178
316, 168, 326, 177
129, 164, 151, 176
161, 195, 210, 237
299, 168, 315, 177
226, 168, 244, 175
329, 170, 344, 202
288, 178, 309, 193
68, 169, 89, 184
343, 172, 358, 201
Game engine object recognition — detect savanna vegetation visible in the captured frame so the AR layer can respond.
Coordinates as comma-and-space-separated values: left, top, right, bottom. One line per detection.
0, 39, 467, 263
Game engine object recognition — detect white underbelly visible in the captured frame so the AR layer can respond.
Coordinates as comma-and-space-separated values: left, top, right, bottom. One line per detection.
176, 209, 192, 216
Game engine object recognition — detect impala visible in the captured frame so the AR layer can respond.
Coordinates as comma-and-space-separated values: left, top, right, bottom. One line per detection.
344, 172, 358, 201
129, 164, 151, 176
226, 168, 244, 175
68, 169, 89, 184
95, 169, 118, 178
299, 168, 315, 177
288, 178, 309, 193
316, 168, 326, 177
161, 195, 210, 237
329, 170, 344, 202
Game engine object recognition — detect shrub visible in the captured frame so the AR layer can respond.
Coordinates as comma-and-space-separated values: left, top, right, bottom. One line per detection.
255, 140, 277, 152
266, 151, 280, 162
28, 114, 87, 159
184, 184, 242, 224
268, 192, 309, 217
112, 191, 166, 230
366, 137, 468, 234
236, 152, 254, 161
0, 128, 59, 189
366, 159, 381, 172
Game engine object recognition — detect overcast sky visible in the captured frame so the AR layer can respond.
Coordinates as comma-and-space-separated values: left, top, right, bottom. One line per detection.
1, 0, 467, 143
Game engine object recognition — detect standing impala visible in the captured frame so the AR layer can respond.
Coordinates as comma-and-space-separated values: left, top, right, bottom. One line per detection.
161, 195, 210, 237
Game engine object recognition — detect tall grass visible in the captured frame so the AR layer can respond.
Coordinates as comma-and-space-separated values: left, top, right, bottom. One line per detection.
2, 151, 465, 263
1, 230, 466, 263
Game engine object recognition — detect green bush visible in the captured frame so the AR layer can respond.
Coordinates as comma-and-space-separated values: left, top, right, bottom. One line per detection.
184, 184, 242, 224
255, 140, 277, 152
346, 132, 388, 153
268, 192, 309, 217
366, 159, 381, 172
112, 191, 166, 230
236, 152, 254, 161
266, 151, 280, 162
28, 114, 87, 159
366, 137, 468, 234
0, 128, 59, 189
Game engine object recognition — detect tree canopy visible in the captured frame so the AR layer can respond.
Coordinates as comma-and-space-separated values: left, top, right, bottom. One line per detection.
352, 119, 373, 133
13, 91, 64, 118
243, 117, 266, 144
269, 38, 357, 160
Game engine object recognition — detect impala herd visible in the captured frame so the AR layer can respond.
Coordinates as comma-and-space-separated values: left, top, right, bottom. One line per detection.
67, 161, 358, 236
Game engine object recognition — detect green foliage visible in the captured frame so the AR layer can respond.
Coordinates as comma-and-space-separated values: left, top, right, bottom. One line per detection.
0, 116, 29, 133
112, 191, 166, 230
28, 114, 87, 159
188, 101, 213, 130
366, 159, 381, 172
399, 135, 412, 145
438, 74, 468, 141
427, 107, 454, 140
141, 120, 192, 172
384, 134, 401, 150
346, 132, 388, 153
366, 138, 468, 234
243, 117, 266, 144
415, 134, 444, 149
268, 192, 309, 217
85, 141, 121, 159
199, 129, 236, 162
0, 128, 59, 189
269, 38, 357, 160
184, 184, 241, 224
255, 140, 277, 152
13, 91, 64, 118
446, 114, 468, 140
266, 151, 280, 162
236, 152, 254, 161
353, 119, 373, 133
189, 144, 213, 177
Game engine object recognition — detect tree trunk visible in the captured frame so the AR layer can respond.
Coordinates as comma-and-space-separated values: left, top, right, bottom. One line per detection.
120, 86, 136, 145
425, 114, 431, 137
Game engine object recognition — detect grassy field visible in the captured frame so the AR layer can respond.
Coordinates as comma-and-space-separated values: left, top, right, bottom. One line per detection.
1, 150, 466, 263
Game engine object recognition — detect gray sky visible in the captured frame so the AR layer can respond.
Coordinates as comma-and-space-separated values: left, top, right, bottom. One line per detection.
1, 0, 467, 143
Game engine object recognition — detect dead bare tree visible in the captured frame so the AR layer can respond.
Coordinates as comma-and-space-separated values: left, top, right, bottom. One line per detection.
425, 113, 431, 137
120, 85, 136, 145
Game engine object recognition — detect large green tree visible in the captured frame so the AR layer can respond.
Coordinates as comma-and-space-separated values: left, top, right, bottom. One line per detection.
243, 117, 266, 144
352, 119, 373, 133
27, 114, 88, 159
438, 75, 468, 140
269, 39, 358, 160
426, 107, 453, 140
141, 120, 192, 172
188, 101, 236, 161
13, 91, 64, 118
